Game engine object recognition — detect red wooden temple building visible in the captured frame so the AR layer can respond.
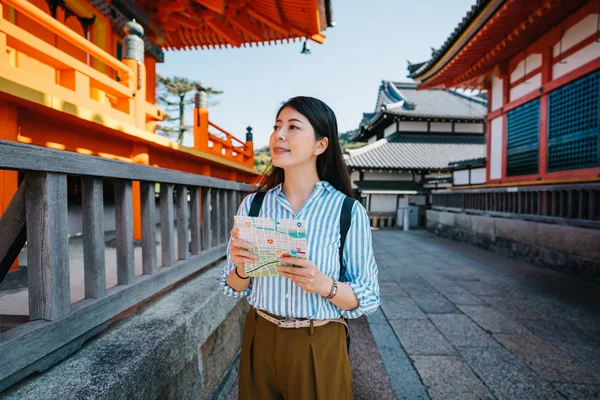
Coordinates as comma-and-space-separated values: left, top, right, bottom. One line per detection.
0, 0, 334, 273
409, 0, 600, 282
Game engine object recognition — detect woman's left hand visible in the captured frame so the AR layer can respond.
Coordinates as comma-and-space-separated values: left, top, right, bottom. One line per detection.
278, 258, 331, 296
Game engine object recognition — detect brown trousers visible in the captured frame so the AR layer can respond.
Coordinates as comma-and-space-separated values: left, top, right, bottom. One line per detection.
238, 307, 352, 400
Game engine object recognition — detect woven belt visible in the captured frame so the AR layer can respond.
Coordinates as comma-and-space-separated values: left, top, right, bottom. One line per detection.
255, 308, 348, 330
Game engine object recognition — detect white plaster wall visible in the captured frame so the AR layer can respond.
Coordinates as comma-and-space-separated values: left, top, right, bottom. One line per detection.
453, 169, 470, 185
399, 121, 428, 132
510, 53, 543, 83
370, 194, 398, 212
368, 136, 377, 145
553, 41, 600, 79
363, 171, 413, 181
384, 123, 397, 138
490, 116, 504, 179
491, 75, 504, 111
553, 14, 598, 57
454, 123, 484, 133
430, 122, 453, 132
471, 167, 486, 184
350, 171, 360, 189
510, 73, 541, 101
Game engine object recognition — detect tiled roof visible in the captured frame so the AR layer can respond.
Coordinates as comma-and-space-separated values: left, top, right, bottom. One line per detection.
376, 81, 487, 120
448, 157, 487, 168
406, 0, 491, 79
345, 133, 486, 170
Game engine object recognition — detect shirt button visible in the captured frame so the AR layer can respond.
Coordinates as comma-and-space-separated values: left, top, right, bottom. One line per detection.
285, 293, 290, 299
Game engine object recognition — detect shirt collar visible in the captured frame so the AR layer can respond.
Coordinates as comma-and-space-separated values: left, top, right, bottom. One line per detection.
269, 181, 333, 195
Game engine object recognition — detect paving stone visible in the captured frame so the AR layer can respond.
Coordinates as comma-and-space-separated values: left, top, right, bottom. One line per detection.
412, 356, 494, 400
379, 280, 408, 297
429, 314, 499, 348
367, 310, 429, 400
479, 296, 552, 320
380, 296, 427, 320
551, 338, 600, 374
410, 293, 460, 314
457, 280, 508, 296
458, 305, 529, 333
458, 347, 564, 400
494, 333, 600, 383
442, 291, 487, 305
553, 383, 600, 400
389, 319, 455, 356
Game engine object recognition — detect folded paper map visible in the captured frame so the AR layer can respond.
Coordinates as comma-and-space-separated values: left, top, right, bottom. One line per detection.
234, 216, 308, 277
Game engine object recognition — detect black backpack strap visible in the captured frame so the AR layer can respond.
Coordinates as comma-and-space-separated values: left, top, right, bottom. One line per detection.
248, 191, 266, 217
338, 196, 356, 281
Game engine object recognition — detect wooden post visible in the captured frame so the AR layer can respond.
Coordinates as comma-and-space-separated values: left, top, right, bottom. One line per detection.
141, 181, 157, 275
176, 185, 189, 260
115, 180, 134, 285
82, 177, 106, 299
220, 189, 228, 245
26, 172, 70, 321
201, 187, 211, 250
190, 187, 201, 255
160, 184, 175, 267
212, 189, 221, 247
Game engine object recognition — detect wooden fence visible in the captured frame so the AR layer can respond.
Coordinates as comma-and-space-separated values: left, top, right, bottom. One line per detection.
432, 183, 600, 229
0, 140, 251, 390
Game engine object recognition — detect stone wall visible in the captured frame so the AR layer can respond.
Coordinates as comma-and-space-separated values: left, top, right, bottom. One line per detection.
427, 210, 600, 284
3, 261, 248, 400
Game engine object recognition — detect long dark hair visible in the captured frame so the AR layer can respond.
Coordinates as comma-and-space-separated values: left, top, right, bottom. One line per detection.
252, 96, 353, 197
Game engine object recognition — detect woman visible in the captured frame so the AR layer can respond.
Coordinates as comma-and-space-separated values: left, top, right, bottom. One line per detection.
221, 96, 380, 400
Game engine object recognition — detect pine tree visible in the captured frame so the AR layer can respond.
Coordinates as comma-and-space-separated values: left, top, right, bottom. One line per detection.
156, 75, 223, 144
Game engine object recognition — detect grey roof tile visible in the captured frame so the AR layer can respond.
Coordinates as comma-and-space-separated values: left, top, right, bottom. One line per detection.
346, 133, 486, 170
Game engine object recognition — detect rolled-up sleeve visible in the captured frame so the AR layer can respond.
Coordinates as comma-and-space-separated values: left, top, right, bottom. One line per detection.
339, 201, 380, 318
220, 192, 255, 298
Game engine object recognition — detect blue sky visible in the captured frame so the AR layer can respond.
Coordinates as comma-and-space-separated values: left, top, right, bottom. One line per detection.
156, 0, 476, 149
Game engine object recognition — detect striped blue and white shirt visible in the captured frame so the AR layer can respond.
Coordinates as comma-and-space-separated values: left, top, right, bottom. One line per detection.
220, 180, 380, 320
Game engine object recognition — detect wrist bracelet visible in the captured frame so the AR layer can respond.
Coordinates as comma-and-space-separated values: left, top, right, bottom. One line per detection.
235, 266, 249, 280
324, 278, 338, 300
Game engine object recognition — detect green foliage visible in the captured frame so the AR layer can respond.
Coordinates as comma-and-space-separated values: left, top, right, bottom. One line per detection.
156, 75, 223, 144
252, 129, 366, 173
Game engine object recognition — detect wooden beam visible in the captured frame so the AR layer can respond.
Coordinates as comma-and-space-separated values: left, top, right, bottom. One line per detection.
228, 11, 263, 41
195, 0, 226, 14
206, 18, 244, 47
246, 7, 290, 35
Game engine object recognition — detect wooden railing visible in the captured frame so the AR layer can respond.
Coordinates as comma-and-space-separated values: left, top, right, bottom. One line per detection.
432, 183, 600, 229
208, 121, 252, 161
0, 0, 164, 131
0, 140, 251, 390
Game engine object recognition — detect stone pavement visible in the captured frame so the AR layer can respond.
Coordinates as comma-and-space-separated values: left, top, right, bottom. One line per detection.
225, 229, 600, 399
371, 229, 600, 400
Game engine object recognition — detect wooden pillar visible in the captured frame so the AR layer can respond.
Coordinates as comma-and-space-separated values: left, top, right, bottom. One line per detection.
0, 99, 20, 271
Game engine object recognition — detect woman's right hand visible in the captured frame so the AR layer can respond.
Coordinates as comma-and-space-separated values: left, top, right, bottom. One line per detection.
229, 227, 258, 276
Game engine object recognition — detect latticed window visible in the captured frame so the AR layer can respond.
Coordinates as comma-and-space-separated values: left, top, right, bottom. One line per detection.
506, 99, 540, 176
548, 70, 600, 172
